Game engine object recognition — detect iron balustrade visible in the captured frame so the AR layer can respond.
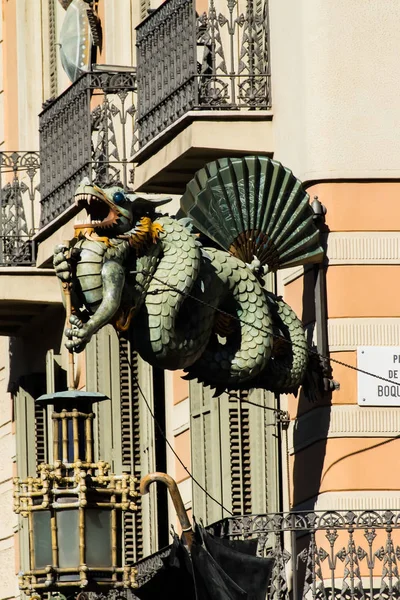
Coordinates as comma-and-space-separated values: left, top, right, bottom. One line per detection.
39, 71, 137, 229
135, 0, 271, 150
0, 151, 40, 266
134, 510, 400, 600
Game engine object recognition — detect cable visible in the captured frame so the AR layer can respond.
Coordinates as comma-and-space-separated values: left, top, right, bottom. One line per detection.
139, 270, 400, 388
119, 340, 234, 516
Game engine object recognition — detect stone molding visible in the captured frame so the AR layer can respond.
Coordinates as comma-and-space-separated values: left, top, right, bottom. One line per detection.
289, 405, 400, 454
327, 231, 400, 264
326, 318, 400, 351
294, 490, 400, 512
282, 232, 400, 285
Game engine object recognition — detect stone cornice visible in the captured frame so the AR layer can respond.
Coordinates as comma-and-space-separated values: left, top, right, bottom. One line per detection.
283, 232, 400, 285
294, 490, 400, 512
289, 405, 400, 454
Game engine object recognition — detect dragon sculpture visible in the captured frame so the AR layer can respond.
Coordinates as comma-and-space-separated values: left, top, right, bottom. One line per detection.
54, 156, 324, 393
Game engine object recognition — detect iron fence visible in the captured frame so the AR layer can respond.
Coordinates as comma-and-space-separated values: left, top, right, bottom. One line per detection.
135, 510, 400, 600
135, 0, 271, 150
39, 71, 136, 229
0, 151, 40, 266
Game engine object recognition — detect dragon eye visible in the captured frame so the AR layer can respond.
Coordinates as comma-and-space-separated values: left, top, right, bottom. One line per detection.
113, 191, 125, 204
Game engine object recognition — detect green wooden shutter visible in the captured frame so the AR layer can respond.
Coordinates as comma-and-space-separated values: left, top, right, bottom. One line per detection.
228, 392, 252, 515
34, 402, 47, 467
14, 386, 36, 581
190, 385, 280, 523
15, 375, 49, 581
119, 335, 144, 562
86, 327, 160, 559
190, 384, 230, 523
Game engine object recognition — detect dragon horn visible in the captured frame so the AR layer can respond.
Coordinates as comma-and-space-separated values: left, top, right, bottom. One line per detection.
126, 193, 172, 209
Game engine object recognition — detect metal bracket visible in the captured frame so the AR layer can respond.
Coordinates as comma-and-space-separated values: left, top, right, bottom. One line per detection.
276, 410, 290, 428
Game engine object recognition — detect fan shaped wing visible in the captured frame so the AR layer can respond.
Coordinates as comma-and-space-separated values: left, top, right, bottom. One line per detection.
180, 156, 324, 270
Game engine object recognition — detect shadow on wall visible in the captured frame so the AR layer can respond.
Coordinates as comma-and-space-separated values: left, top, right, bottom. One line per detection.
8, 304, 66, 395
292, 242, 332, 510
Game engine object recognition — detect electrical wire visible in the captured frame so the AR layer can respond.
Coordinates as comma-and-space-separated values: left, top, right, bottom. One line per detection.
118, 339, 234, 516
139, 270, 400, 388
116, 263, 399, 517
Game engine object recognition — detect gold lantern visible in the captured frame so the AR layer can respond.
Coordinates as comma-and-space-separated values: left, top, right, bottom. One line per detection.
13, 391, 138, 596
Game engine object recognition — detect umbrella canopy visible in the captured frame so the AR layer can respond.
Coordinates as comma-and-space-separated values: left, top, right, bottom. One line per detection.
134, 525, 274, 600
59, 0, 97, 82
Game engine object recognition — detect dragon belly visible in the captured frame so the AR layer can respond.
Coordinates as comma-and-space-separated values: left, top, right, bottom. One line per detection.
74, 238, 106, 314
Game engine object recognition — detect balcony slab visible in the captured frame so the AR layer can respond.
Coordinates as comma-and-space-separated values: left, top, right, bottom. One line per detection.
133, 111, 274, 194
0, 268, 60, 336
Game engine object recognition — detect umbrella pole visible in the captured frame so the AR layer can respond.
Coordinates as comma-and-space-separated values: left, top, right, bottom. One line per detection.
63, 284, 75, 390
140, 472, 194, 549
61, 241, 75, 391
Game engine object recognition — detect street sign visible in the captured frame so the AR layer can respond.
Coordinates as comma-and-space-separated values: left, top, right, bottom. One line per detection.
358, 346, 400, 406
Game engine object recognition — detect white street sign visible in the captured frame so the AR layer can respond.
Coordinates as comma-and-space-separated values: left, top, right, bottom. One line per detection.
358, 346, 400, 406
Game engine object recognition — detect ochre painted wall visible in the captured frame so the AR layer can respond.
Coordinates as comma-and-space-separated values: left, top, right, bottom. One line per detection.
2, 0, 18, 149
285, 180, 400, 509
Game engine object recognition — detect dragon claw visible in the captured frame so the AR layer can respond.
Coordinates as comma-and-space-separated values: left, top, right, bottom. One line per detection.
65, 321, 91, 353
69, 315, 83, 328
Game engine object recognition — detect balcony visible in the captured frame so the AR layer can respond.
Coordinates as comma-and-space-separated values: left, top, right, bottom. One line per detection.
135, 509, 400, 600
35, 1, 272, 233
0, 151, 39, 267
133, 0, 273, 194
38, 70, 136, 233
0, 151, 60, 335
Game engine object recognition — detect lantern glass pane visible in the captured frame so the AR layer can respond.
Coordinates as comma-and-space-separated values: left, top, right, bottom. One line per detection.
32, 511, 52, 569
85, 509, 112, 567
57, 507, 79, 567
67, 418, 74, 462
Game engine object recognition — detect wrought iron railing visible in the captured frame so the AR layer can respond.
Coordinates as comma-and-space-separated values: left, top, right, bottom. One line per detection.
0, 151, 40, 266
39, 71, 136, 229
135, 510, 400, 600
135, 0, 271, 150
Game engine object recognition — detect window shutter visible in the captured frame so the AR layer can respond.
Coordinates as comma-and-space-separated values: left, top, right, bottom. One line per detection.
119, 335, 144, 562
14, 386, 36, 579
228, 392, 252, 515
190, 384, 230, 523
86, 327, 169, 559
34, 403, 47, 468
190, 384, 280, 523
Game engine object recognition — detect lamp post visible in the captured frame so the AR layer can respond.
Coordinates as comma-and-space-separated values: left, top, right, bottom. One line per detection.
13, 390, 138, 597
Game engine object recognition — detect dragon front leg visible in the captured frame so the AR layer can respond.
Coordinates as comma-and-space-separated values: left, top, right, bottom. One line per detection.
65, 260, 125, 353
53, 244, 72, 283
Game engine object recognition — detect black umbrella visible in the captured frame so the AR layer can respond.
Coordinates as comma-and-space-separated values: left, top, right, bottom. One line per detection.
136, 473, 273, 600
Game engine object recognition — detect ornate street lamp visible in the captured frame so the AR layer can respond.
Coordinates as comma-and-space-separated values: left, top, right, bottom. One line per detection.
13, 390, 138, 596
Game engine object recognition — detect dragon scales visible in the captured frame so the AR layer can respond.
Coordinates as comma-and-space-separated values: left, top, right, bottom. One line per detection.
54, 156, 324, 393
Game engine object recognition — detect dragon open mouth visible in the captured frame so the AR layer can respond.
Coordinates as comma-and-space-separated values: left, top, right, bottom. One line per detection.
74, 191, 120, 230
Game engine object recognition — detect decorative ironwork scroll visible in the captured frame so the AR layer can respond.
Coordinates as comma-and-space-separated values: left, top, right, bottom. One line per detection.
133, 510, 400, 600
0, 151, 40, 266
135, 0, 271, 149
39, 71, 136, 229
211, 511, 400, 600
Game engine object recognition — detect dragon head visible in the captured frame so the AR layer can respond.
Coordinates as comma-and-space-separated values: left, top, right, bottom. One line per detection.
74, 178, 171, 237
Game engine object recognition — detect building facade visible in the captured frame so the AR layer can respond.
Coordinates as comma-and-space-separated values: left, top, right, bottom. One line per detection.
0, 0, 399, 598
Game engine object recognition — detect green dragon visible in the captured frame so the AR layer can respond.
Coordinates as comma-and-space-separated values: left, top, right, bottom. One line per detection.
54, 157, 324, 393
